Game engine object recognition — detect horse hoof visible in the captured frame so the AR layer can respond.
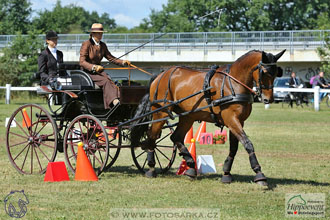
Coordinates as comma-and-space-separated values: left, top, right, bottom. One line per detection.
184, 168, 197, 179
221, 174, 232, 184
254, 172, 267, 186
256, 180, 268, 186
145, 169, 157, 178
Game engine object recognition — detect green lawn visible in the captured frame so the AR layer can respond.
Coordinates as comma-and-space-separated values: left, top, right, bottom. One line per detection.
0, 98, 329, 220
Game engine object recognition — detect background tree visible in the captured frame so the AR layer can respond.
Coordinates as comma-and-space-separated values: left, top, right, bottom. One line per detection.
0, 0, 32, 34
317, 34, 330, 78
32, 1, 116, 34
0, 31, 44, 86
139, 0, 330, 32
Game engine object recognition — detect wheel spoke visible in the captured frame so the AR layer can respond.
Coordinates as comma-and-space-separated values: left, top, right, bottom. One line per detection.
39, 141, 56, 149
154, 145, 174, 148
36, 146, 51, 162
77, 120, 86, 143
13, 118, 30, 138
34, 121, 49, 137
9, 139, 29, 148
135, 150, 146, 159
68, 152, 77, 160
9, 131, 29, 140
21, 145, 31, 171
155, 147, 171, 161
88, 149, 102, 165
32, 109, 42, 137
13, 144, 29, 161
98, 150, 104, 164
154, 151, 163, 170
141, 157, 148, 170
34, 144, 43, 172
156, 132, 171, 144
31, 144, 34, 174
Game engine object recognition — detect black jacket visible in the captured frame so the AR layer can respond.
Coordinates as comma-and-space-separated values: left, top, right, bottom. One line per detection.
289, 77, 299, 88
37, 47, 63, 85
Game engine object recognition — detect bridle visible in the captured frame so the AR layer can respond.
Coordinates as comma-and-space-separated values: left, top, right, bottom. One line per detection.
251, 61, 278, 97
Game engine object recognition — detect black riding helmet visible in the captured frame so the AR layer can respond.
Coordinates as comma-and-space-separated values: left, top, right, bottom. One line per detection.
46, 30, 58, 40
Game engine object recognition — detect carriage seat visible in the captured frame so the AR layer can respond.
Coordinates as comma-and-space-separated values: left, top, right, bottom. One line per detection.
57, 64, 100, 90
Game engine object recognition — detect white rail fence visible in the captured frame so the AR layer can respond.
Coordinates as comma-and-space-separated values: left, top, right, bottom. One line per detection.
0, 84, 329, 111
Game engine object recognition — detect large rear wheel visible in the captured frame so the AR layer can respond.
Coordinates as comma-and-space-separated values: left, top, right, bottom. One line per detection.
6, 104, 58, 174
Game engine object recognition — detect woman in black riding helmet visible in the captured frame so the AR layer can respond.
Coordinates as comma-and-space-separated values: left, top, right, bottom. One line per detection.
37, 30, 63, 85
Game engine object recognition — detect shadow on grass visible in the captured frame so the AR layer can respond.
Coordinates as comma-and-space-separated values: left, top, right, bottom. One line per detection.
102, 165, 188, 179
102, 166, 330, 189
199, 174, 330, 190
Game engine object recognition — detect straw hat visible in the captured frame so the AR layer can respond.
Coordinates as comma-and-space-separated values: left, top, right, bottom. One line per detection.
89, 23, 107, 33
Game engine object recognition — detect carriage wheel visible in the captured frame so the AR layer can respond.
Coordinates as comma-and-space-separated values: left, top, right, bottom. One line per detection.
131, 122, 177, 174
326, 95, 330, 108
103, 126, 121, 170
63, 115, 109, 175
6, 104, 58, 174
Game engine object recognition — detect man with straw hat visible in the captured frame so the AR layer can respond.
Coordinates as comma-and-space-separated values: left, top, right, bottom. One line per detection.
79, 23, 130, 109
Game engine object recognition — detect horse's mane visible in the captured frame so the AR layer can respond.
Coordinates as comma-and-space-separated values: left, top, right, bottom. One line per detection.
235, 50, 261, 63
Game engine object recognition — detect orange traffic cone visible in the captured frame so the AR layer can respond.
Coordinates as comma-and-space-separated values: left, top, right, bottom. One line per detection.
74, 142, 98, 181
176, 138, 197, 175
195, 121, 206, 142
22, 108, 32, 128
184, 127, 193, 144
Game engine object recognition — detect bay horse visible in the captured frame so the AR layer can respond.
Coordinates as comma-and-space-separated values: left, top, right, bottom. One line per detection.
130, 49, 285, 186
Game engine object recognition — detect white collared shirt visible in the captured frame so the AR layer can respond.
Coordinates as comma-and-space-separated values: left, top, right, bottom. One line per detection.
48, 46, 57, 60
92, 37, 100, 46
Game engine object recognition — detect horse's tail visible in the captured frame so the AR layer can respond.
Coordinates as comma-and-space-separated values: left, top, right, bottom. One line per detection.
129, 74, 158, 147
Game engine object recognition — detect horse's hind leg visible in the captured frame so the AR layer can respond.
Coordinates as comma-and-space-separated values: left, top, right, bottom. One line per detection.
144, 112, 167, 178
221, 131, 239, 183
170, 116, 197, 178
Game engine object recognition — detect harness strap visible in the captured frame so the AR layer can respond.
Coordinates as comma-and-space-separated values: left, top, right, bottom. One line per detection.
153, 67, 179, 102
202, 64, 255, 128
203, 65, 223, 128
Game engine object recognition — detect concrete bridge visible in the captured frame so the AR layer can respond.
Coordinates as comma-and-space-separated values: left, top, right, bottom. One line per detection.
1, 30, 329, 81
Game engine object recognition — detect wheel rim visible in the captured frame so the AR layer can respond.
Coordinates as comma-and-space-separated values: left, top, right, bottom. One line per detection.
6, 104, 57, 174
64, 115, 109, 175
131, 123, 177, 174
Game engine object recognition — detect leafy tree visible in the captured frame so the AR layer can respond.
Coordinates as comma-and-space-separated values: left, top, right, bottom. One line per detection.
317, 33, 330, 78
0, 31, 44, 86
0, 0, 32, 34
139, 0, 330, 32
32, 0, 116, 34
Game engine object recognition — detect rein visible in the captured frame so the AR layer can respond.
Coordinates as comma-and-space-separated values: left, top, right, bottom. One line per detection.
215, 69, 256, 95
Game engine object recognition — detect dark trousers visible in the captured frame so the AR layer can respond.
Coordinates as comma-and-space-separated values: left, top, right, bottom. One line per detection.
89, 72, 120, 109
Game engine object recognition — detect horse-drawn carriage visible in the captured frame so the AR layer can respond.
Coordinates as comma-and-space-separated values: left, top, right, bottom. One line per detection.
5, 64, 177, 176
6, 49, 286, 186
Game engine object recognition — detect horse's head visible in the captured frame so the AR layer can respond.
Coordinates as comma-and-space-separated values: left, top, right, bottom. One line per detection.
253, 49, 285, 104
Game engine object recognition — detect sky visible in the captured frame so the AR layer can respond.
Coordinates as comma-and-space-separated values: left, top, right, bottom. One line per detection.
30, 0, 168, 28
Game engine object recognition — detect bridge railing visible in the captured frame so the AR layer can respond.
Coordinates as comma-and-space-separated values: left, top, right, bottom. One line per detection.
0, 30, 329, 54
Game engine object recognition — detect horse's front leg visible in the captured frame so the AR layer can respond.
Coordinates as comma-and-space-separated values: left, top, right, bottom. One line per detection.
170, 116, 197, 178
225, 118, 267, 186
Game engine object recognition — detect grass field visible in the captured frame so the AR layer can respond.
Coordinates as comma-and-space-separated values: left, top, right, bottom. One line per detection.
0, 98, 329, 220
